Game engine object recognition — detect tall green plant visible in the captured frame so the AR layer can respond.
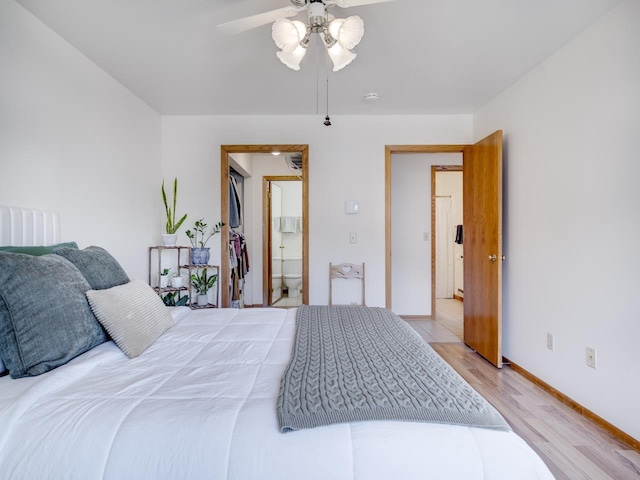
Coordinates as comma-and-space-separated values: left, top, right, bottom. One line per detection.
161, 178, 187, 234
185, 219, 224, 248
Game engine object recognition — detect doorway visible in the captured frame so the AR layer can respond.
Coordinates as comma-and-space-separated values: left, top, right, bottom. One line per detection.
388, 151, 462, 317
432, 166, 464, 337
264, 176, 303, 307
432, 166, 464, 320
220, 145, 309, 308
385, 132, 503, 367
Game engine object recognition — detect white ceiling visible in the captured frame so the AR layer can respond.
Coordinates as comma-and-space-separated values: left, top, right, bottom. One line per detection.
15, 0, 622, 115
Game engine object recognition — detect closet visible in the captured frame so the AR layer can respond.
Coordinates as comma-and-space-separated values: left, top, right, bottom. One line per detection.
228, 168, 249, 308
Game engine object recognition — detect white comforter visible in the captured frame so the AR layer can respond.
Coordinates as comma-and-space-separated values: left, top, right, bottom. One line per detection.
0, 307, 553, 479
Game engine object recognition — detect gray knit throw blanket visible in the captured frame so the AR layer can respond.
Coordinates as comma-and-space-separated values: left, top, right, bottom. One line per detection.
277, 305, 510, 433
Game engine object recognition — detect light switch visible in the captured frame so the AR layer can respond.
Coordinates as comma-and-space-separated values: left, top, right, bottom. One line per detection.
350, 232, 357, 244
345, 201, 359, 214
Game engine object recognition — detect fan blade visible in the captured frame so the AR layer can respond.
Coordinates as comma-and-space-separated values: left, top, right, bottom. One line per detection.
331, 0, 398, 7
217, 6, 304, 35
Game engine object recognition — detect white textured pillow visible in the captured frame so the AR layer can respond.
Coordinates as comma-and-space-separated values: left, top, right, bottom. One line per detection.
86, 279, 174, 358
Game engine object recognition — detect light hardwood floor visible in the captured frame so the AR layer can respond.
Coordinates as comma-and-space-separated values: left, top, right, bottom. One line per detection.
406, 299, 640, 479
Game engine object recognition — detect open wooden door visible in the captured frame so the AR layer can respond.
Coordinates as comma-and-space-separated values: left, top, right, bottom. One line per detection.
463, 131, 503, 367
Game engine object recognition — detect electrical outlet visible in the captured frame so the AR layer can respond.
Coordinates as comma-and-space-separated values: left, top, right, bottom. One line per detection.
586, 347, 596, 369
547, 333, 554, 351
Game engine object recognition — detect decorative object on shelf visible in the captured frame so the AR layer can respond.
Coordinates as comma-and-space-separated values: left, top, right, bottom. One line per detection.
186, 219, 224, 265
190, 268, 217, 306
148, 246, 191, 307
161, 177, 187, 246
160, 268, 171, 288
170, 273, 185, 288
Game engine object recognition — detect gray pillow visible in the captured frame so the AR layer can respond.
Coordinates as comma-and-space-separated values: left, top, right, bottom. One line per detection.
86, 279, 174, 358
54, 246, 129, 290
0, 252, 107, 378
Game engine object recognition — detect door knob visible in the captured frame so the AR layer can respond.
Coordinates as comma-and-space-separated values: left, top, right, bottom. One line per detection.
488, 254, 497, 262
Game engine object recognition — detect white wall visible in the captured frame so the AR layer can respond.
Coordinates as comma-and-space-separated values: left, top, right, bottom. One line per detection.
474, 0, 640, 440
0, 1, 161, 279
161, 115, 473, 307
391, 154, 462, 315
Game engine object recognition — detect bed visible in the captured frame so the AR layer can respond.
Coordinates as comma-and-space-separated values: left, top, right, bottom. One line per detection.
0, 207, 554, 479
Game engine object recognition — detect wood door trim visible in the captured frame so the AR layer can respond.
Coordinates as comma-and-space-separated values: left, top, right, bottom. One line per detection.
221, 145, 309, 308
385, 145, 469, 310
263, 176, 301, 307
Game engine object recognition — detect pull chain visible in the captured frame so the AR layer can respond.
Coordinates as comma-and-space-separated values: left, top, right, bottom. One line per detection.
324, 59, 331, 126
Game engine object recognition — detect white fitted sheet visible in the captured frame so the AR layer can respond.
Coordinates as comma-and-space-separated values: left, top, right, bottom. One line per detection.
0, 307, 554, 479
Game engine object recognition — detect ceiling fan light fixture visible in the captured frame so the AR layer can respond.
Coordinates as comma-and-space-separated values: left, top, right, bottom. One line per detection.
276, 45, 308, 70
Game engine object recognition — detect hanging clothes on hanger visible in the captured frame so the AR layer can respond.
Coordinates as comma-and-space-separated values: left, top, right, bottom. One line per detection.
229, 174, 243, 228
229, 230, 249, 308
455, 224, 463, 244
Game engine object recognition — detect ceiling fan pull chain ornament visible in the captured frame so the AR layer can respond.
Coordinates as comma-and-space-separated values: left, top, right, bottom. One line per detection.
324, 65, 331, 126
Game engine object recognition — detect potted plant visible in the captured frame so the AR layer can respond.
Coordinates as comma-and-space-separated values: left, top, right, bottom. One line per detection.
170, 272, 185, 288
160, 268, 171, 288
161, 177, 187, 246
161, 291, 189, 307
190, 268, 217, 306
185, 218, 224, 265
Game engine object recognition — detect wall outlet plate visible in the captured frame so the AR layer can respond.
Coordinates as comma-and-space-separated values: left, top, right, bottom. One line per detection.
547, 333, 554, 351
586, 347, 596, 368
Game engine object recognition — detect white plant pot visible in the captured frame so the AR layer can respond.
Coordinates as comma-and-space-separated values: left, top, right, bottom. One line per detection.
197, 294, 208, 306
160, 275, 170, 288
161, 234, 177, 246
171, 276, 184, 288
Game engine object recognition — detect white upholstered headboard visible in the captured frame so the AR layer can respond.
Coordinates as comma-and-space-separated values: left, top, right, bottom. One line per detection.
0, 207, 61, 246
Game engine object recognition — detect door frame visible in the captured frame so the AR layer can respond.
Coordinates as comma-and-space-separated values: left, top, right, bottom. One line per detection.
385, 145, 468, 311
220, 145, 309, 308
263, 175, 302, 306
431, 165, 463, 317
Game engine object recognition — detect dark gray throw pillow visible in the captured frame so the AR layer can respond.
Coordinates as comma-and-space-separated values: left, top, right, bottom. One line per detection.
54, 246, 129, 290
0, 252, 107, 378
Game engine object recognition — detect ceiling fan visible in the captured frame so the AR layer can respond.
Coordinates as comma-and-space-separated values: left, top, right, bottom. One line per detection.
217, 0, 398, 72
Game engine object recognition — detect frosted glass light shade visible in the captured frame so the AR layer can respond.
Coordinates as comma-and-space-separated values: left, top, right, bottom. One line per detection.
276, 45, 308, 71
323, 35, 357, 72
328, 15, 364, 50
272, 19, 307, 52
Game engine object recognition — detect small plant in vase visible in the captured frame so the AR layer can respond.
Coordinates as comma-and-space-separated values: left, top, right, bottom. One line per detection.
190, 268, 217, 306
160, 268, 171, 288
161, 178, 187, 246
185, 219, 224, 265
